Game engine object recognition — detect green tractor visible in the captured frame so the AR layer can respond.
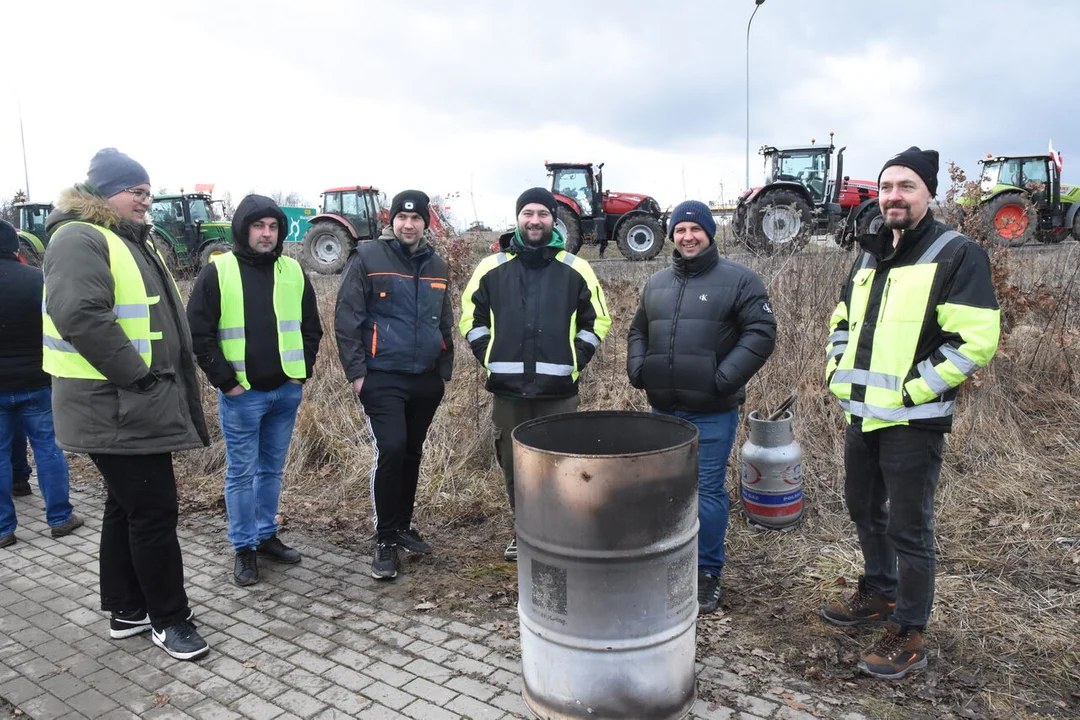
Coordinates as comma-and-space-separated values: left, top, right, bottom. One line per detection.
972, 154, 1080, 246
12, 198, 54, 267
149, 192, 232, 273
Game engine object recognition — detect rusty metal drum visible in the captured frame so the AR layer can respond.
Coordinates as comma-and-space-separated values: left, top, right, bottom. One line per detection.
739, 410, 803, 529
512, 411, 699, 720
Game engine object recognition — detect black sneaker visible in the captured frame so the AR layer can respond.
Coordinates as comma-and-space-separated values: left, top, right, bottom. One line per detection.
391, 528, 432, 555
111, 608, 194, 639
0, 533, 15, 549
152, 619, 209, 661
234, 548, 259, 586
698, 570, 722, 615
12, 481, 32, 497
504, 536, 518, 562
256, 535, 301, 564
371, 542, 399, 580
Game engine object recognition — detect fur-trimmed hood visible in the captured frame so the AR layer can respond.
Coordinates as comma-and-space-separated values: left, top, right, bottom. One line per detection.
47, 185, 121, 233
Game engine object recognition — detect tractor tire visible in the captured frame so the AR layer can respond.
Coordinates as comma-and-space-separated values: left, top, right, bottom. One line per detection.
17, 237, 42, 267
1073, 210, 1080, 241
855, 204, 884, 237
302, 223, 352, 274
198, 241, 232, 269
747, 189, 813, 254
616, 215, 666, 260
980, 193, 1035, 247
151, 230, 178, 276
556, 206, 583, 254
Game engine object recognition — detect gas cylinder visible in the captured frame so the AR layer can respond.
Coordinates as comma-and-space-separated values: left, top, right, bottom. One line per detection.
740, 410, 803, 529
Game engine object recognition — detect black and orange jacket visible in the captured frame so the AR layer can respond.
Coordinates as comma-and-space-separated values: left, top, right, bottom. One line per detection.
335, 230, 454, 381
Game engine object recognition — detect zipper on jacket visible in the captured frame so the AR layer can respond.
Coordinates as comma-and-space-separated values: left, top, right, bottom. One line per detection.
880, 277, 893, 319
669, 277, 687, 375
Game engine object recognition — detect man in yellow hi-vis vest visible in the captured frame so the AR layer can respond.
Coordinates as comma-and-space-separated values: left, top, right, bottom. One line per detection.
821, 147, 1000, 680
187, 195, 322, 587
42, 149, 211, 661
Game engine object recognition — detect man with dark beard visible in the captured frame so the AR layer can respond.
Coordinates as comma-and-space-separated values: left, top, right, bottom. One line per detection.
459, 188, 611, 561
821, 147, 1000, 679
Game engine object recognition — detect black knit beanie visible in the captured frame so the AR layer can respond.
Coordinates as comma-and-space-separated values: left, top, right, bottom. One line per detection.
879, 147, 939, 197
389, 190, 431, 228
515, 187, 558, 217
0, 220, 19, 255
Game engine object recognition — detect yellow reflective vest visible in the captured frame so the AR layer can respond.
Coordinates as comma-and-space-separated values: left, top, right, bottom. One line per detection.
42, 222, 159, 379
214, 252, 306, 389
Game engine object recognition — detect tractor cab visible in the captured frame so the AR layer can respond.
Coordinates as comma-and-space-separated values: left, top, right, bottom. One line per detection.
151, 193, 228, 252
14, 201, 52, 237
319, 186, 385, 240
979, 155, 1059, 209
761, 145, 832, 204
547, 162, 604, 218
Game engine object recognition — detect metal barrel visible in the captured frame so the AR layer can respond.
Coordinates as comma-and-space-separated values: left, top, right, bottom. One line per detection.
739, 410, 804, 529
512, 411, 699, 720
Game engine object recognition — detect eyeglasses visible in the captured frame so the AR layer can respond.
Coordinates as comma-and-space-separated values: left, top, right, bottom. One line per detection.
123, 188, 154, 202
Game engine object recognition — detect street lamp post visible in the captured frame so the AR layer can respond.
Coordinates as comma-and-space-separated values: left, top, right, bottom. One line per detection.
746, 0, 766, 192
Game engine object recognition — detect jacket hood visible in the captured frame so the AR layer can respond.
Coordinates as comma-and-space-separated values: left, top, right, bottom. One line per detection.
46, 185, 149, 241
231, 195, 287, 263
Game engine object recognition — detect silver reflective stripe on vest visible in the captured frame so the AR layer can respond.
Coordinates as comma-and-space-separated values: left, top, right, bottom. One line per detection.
218, 327, 246, 340
558, 254, 576, 267
915, 230, 962, 265
827, 344, 847, 360
857, 252, 876, 270
576, 329, 601, 348
536, 362, 574, 377
230, 360, 247, 371
829, 330, 849, 345
495, 253, 510, 265
941, 344, 979, 376
129, 338, 151, 354
279, 320, 302, 333
840, 399, 955, 421
466, 327, 490, 343
916, 359, 952, 395
113, 303, 149, 319
488, 362, 524, 374
281, 350, 305, 362
43, 335, 78, 353
831, 369, 901, 392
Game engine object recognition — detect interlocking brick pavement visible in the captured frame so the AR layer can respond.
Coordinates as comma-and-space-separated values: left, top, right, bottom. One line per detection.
0, 484, 870, 719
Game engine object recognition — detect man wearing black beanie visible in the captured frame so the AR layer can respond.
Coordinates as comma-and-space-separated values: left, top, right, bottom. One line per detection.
336, 189, 455, 580
459, 187, 611, 561
822, 148, 1001, 679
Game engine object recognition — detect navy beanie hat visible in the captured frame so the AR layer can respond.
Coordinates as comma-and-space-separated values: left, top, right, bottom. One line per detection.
516, 187, 558, 217
667, 200, 716, 240
879, 146, 939, 197
87, 148, 150, 199
389, 190, 431, 228
0, 220, 19, 255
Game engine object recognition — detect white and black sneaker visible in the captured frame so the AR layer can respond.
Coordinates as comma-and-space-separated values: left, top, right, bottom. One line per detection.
151, 619, 209, 661
111, 608, 195, 639
698, 570, 722, 616
504, 536, 518, 562
371, 541, 400, 580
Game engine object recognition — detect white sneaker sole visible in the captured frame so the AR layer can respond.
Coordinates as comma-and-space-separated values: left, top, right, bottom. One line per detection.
152, 632, 210, 661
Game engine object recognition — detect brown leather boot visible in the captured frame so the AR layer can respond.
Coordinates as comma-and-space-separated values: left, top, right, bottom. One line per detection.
858, 621, 928, 679
820, 575, 895, 626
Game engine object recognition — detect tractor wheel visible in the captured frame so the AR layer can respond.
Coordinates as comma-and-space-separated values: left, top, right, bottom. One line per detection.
856, 204, 884, 237
1072, 210, 1080, 241
302, 223, 352, 274
616, 216, 666, 260
981, 193, 1035, 247
748, 189, 813, 254
17, 237, 42, 267
556, 206, 583, 254
151, 230, 179, 276
198, 241, 232, 269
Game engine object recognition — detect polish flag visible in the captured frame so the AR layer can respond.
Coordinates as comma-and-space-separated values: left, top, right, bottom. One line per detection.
1049, 140, 1063, 173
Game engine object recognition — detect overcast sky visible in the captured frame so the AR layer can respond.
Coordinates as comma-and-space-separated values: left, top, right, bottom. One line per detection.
2, 0, 1076, 229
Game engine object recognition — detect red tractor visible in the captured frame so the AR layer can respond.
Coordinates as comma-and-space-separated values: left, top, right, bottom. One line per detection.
547, 161, 667, 260
733, 134, 881, 253
300, 186, 387, 274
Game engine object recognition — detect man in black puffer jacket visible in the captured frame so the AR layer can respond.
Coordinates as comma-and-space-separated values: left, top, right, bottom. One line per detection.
627, 200, 776, 615
187, 195, 322, 587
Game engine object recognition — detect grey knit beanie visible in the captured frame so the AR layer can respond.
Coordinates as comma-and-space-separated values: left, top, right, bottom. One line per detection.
87, 148, 150, 199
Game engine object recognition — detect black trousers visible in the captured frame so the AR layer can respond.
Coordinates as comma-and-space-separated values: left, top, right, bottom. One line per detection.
359, 371, 445, 540
844, 424, 944, 630
89, 453, 190, 631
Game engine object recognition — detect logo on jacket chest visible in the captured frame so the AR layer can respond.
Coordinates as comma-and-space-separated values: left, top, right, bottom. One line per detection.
699, 294, 708, 302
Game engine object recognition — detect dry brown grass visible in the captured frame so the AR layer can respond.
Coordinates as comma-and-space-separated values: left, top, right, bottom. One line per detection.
173, 231, 1080, 717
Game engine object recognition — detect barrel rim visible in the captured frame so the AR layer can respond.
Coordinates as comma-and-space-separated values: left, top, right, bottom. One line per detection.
512, 410, 699, 458
747, 409, 793, 423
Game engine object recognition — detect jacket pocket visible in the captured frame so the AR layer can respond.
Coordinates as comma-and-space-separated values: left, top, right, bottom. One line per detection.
116, 377, 188, 442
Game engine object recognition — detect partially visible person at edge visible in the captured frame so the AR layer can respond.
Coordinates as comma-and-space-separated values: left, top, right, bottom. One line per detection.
187, 195, 322, 587
42, 149, 212, 661
626, 200, 776, 616
459, 187, 611, 562
1, 219, 82, 547
335, 190, 454, 581
821, 147, 1000, 679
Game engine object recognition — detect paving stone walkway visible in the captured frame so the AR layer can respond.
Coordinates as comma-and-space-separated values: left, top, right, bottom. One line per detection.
0, 483, 869, 720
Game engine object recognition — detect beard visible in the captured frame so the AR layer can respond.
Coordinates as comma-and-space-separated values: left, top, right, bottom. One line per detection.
883, 202, 915, 230
520, 223, 553, 247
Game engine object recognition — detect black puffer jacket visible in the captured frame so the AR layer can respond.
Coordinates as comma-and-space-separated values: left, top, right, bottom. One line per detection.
627, 242, 776, 412
0, 254, 50, 391
187, 195, 322, 392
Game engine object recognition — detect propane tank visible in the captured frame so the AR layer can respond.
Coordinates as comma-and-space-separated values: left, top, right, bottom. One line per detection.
740, 410, 803, 529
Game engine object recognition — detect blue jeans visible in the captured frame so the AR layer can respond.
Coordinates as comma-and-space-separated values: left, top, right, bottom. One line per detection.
219, 382, 303, 551
11, 422, 31, 485
0, 386, 73, 536
653, 407, 739, 575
